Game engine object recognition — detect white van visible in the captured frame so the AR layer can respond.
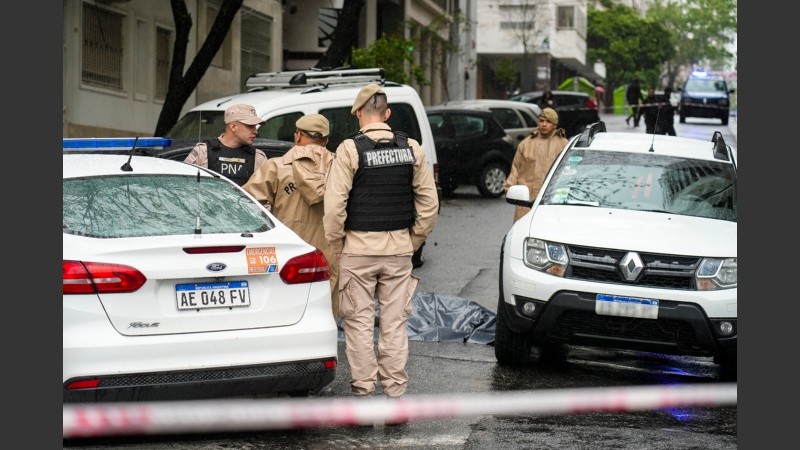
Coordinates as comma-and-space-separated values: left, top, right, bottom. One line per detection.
167, 68, 440, 267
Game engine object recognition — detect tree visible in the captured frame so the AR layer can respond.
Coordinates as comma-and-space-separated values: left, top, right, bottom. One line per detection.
349, 33, 427, 85
645, 0, 737, 89
154, 0, 244, 137
587, 2, 675, 96
315, 0, 364, 69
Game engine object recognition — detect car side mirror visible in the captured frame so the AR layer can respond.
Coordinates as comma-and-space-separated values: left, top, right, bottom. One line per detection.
506, 184, 533, 207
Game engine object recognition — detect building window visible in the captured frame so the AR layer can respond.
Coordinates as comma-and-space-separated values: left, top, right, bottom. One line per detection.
557, 6, 575, 29
134, 18, 149, 100
82, 3, 124, 90
208, 0, 232, 70
155, 26, 172, 101
500, 21, 535, 31
240, 8, 271, 91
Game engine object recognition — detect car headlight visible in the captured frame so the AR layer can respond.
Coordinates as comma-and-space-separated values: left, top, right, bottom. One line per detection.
523, 238, 568, 277
696, 257, 737, 290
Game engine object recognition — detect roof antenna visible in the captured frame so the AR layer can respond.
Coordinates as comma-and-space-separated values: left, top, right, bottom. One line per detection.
120, 136, 139, 171
649, 103, 662, 153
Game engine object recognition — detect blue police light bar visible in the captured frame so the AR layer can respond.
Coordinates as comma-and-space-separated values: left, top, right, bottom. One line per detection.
63, 137, 171, 150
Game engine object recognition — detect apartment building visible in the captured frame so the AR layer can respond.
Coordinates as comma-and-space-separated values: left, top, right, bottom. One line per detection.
63, 0, 456, 138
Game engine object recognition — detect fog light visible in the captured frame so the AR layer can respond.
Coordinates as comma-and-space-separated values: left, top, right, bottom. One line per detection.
718, 321, 734, 335
522, 302, 537, 315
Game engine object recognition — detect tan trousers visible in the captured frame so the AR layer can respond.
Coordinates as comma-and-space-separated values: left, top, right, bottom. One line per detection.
338, 253, 418, 397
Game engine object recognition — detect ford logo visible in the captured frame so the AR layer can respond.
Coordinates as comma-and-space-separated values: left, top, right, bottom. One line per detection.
206, 263, 227, 272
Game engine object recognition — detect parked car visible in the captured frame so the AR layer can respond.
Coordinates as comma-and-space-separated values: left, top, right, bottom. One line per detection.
679, 71, 734, 125
434, 99, 541, 149
63, 144, 338, 402
426, 106, 516, 198
497, 123, 737, 372
509, 90, 600, 137
166, 67, 439, 268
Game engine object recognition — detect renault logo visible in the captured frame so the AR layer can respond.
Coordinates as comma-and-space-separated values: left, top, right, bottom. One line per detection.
619, 252, 644, 281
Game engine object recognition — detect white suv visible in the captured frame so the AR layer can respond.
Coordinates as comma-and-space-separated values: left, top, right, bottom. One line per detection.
167, 68, 440, 267
497, 123, 737, 372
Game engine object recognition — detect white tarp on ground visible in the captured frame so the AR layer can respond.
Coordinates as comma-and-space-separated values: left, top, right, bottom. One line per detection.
337, 291, 496, 345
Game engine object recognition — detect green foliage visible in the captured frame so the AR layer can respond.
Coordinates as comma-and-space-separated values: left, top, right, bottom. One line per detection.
645, 0, 737, 86
349, 33, 428, 86
587, 3, 675, 90
494, 58, 518, 93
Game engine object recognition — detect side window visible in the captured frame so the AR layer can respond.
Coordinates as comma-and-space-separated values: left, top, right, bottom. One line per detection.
319, 107, 359, 152
452, 114, 485, 138
518, 108, 538, 127
261, 112, 304, 142
386, 103, 423, 145
489, 108, 523, 129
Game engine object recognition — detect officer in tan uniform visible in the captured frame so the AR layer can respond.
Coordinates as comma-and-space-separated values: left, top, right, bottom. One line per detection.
503, 107, 569, 222
184, 103, 268, 187
242, 114, 340, 319
323, 84, 439, 398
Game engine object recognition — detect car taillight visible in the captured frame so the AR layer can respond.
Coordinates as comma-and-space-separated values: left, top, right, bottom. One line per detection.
63, 260, 147, 294
279, 249, 330, 284
584, 98, 597, 110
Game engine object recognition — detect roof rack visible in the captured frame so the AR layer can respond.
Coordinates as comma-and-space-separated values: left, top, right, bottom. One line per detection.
573, 121, 606, 147
711, 131, 730, 161
246, 68, 385, 89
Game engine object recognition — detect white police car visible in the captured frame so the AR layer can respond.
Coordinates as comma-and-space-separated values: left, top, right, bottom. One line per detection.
63, 138, 338, 401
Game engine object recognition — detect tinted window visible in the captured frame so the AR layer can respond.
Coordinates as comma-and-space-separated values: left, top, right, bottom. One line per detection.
451, 113, 485, 137
167, 111, 226, 140
489, 108, 523, 129
555, 94, 585, 107
260, 112, 304, 142
63, 175, 273, 238
542, 150, 737, 221
319, 103, 423, 152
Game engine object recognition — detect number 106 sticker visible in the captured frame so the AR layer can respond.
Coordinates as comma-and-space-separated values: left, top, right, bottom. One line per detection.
246, 247, 279, 274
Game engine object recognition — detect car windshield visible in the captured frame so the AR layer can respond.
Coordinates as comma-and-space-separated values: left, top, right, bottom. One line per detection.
685, 78, 727, 92
541, 150, 737, 222
63, 174, 274, 238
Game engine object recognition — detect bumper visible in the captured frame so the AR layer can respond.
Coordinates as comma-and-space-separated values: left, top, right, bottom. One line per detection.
680, 103, 728, 119
501, 256, 737, 358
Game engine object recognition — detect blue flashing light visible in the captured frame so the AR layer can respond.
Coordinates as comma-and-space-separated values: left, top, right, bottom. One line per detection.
63, 137, 171, 150
691, 70, 708, 78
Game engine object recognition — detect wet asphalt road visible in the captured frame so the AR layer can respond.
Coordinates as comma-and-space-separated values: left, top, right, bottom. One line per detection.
64, 113, 737, 449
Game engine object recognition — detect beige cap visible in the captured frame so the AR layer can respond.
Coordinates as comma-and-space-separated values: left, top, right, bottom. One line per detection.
224, 103, 265, 125
351, 83, 386, 115
295, 113, 330, 138
540, 107, 559, 125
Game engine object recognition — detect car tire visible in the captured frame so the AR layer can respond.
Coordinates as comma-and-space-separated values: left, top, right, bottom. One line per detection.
494, 295, 534, 366
477, 163, 508, 198
721, 115, 729, 125
679, 112, 686, 123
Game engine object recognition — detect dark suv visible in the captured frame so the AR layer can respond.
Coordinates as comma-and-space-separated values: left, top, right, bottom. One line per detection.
426, 107, 516, 198
509, 90, 600, 137
679, 73, 734, 125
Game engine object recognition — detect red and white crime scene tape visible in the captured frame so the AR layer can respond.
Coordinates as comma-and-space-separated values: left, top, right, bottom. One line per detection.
64, 383, 736, 438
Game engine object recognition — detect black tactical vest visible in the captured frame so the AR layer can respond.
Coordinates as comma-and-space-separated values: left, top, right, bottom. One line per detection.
344, 132, 416, 231
205, 139, 257, 186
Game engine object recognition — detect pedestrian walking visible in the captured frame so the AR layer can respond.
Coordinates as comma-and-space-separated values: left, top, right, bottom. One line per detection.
184, 103, 268, 186
503, 107, 569, 223
242, 113, 340, 320
323, 83, 439, 398
625, 78, 643, 127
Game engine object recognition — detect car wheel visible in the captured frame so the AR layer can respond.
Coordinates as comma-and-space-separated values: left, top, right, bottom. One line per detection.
679, 113, 686, 123
721, 115, 729, 125
477, 163, 508, 198
494, 295, 534, 366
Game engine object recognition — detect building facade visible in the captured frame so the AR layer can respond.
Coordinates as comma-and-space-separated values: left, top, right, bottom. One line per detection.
63, 0, 459, 138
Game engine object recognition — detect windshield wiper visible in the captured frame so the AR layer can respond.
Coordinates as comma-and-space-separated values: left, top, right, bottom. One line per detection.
564, 199, 600, 207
